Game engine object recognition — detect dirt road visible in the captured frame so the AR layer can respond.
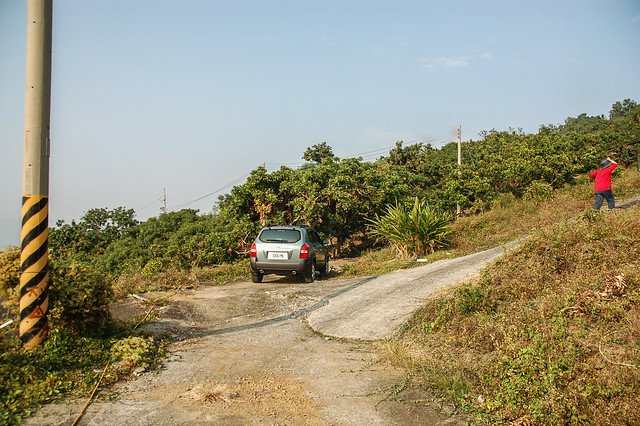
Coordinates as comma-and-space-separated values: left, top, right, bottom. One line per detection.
25, 245, 514, 426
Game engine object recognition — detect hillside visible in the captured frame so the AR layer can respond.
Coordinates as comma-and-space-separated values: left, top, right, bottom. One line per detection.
384, 170, 640, 425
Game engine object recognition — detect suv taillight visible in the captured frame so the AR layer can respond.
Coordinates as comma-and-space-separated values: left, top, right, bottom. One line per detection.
299, 243, 309, 259
250, 243, 257, 258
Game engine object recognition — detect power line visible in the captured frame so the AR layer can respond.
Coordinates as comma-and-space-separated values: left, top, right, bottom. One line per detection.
341, 144, 397, 159
264, 143, 398, 168
265, 141, 442, 168
168, 172, 251, 211
331, 139, 442, 161
352, 140, 442, 162
265, 162, 304, 168
160, 140, 444, 213
136, 197, 163, 212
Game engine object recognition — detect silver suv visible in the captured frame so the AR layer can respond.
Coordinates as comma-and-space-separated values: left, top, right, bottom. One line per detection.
249, 225, 330, 283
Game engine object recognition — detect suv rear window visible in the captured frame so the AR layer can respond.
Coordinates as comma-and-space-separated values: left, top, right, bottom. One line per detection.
259, 229, 301, 243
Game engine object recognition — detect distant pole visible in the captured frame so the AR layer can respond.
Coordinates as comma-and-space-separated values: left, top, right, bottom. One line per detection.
161, 188, 167, 213
456, 125, 462, 217
20, 0, 53, 349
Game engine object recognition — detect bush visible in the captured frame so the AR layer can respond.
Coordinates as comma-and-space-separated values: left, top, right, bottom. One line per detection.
368, 197, 453, 257
0, 247, 20, 310
523, 180, 555, 201
1, 249, 114, 336
0, 328, 112, 425
490, 192, 518, 209
110, 336, 159, 374
49, 262, 113, 335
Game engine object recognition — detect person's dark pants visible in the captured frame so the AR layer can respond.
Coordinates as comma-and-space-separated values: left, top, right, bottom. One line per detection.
593, 190, 615, 210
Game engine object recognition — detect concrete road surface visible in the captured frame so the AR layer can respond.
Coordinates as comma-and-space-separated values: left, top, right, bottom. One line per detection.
308, 242, 519, 340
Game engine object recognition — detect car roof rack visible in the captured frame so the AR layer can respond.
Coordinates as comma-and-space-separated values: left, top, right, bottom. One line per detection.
263, 224, 311, 229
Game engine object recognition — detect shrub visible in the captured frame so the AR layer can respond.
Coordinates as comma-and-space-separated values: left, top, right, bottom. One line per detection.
0, 247, 20, 310
368, 197, 453, 257
523, 180, 555, 201
0, 328, 112, 425
109, 336, 159, 374
49, 262, 113, 335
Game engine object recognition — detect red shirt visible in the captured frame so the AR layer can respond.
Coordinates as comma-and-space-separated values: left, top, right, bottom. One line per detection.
589, 163, 618, 192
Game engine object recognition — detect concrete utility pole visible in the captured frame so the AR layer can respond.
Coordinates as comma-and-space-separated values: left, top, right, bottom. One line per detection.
20, 0, 53, 350
456, 125, 462, 217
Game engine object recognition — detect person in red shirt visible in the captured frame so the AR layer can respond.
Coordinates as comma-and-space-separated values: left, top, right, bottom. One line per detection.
589, 157, 618, 210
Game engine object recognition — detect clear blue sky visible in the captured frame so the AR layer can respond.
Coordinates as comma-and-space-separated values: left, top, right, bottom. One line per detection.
1, 0, 639, 248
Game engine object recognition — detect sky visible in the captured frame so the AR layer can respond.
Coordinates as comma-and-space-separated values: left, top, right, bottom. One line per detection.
1, 0, 639, 249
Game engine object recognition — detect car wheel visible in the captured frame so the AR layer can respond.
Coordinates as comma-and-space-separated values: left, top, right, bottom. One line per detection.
304, 261, 316, 283
321, 256, 330, 276
251, 272, 263, 283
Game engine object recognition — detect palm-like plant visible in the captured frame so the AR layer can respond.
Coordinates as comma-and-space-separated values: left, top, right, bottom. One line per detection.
368, 197, 453, 257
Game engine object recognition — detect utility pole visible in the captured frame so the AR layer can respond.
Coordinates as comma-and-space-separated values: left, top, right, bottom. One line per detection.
161, 188, 167, 213
456, 125, 462, 217
20, 0, 53, 349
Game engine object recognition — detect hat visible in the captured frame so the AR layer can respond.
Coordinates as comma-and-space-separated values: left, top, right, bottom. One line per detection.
600, 159, 611, 168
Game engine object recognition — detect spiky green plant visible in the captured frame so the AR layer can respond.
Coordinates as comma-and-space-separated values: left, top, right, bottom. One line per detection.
368, 197, 453, 257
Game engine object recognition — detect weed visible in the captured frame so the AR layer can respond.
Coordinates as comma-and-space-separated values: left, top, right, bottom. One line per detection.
110, 336, 162, 375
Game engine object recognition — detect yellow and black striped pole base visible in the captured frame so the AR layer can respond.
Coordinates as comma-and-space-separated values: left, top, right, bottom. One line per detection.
19, 194, 50, 349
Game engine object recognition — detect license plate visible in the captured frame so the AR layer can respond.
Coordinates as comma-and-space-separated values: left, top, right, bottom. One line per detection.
267, 252, 287, 260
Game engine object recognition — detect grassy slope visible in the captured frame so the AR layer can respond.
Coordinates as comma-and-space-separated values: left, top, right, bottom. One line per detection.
383, 169, 640, 425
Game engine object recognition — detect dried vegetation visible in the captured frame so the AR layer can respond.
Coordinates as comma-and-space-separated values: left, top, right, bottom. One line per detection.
384, 170, 640, 425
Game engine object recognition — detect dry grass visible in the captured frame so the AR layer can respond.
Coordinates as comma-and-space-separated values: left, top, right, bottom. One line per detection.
335, 246, 423, 277
191, 259, 250, 285
451, 168, 640, 254
112, 260, 250, 299
112, 269, 200, 299
384, 169, 640, 425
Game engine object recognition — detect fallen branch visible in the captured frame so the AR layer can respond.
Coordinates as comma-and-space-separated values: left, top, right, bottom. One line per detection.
134, 307, 155, 330
598, 344, 638, 369
71, 357, 111, 426
130, 294, 150, 303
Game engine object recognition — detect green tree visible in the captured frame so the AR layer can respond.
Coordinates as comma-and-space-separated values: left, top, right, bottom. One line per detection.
49, 207, 138, 260
302, 142, 336, 163
609, 98, 638, 119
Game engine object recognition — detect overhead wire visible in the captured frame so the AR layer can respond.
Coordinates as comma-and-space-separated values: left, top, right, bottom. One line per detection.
341, 144, 397, 159
162, 140, 443, 213
263, 143, 398, 168
168, 172, 251, 211
136, 197, 163, 212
